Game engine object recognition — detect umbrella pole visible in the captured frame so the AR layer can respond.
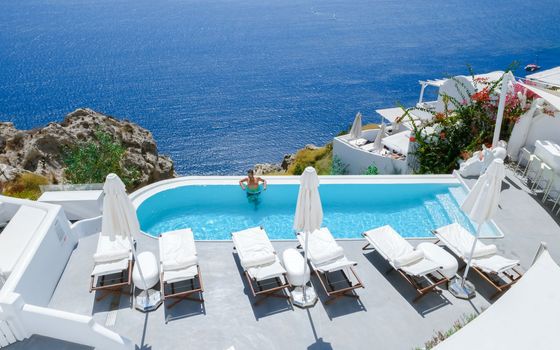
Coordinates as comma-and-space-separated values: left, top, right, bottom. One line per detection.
127, 235, 149, 307
462, 223, 483, 287
302, 230, 310, 302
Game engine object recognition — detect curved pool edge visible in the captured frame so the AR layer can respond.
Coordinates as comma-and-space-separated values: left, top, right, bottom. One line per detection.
131, 174, 505, 240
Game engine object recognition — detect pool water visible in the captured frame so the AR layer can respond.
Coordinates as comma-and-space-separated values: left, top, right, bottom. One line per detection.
136, 183, 500, 240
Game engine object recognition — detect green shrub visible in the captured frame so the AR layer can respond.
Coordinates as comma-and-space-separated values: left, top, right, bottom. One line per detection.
402, 66, 528, 174
63, 130, 139, 188
364, 163, 379, 175
330, 155, 348, 175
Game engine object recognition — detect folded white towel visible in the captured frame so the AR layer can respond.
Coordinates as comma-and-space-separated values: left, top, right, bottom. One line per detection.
242, 249, 276, 268
393, 250, 424, 268
162, 255, 198, 271
161, 229, 198, 270
93, 249, 129, 263
94, 234, 131, 263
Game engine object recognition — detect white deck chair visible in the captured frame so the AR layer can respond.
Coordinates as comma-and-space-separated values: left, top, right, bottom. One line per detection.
296, 228, 363, 304
433, 223, 522, 298
362, 225, 448, 301
89, 234, 133, 300
159, 229, 203, 308
231, 227, 290, 305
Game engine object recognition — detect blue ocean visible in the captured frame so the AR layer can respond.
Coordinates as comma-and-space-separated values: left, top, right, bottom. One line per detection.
0, 0, 558, 175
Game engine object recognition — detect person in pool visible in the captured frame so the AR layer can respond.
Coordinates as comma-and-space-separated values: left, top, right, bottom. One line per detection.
239, 169, 267, 194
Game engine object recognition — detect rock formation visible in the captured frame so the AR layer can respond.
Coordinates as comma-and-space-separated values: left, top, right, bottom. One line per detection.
0, 108, 174, 189
254, 153, 296, 175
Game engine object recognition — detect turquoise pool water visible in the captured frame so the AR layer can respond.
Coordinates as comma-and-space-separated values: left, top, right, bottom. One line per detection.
137, 183, 500, 240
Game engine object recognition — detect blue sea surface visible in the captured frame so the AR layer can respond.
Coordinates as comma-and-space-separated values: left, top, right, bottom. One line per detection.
0, 0, 559, 175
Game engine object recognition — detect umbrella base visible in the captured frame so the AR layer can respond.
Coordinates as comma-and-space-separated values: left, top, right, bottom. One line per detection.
135, 289, 162, 312
449, 278, 476, 300
292, 286, 318, 308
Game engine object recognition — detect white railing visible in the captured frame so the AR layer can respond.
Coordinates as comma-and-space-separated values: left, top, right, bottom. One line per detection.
0, 319, 18, 348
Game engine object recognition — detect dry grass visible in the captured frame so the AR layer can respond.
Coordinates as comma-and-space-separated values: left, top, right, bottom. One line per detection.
362, 123, 380, 130
3, 173, 49, 200
286, 143, 333, 175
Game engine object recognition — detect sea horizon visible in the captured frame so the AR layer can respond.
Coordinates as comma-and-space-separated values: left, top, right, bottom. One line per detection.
1, 0, 559, 175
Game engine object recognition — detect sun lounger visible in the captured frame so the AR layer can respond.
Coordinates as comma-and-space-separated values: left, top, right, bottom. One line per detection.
296, 228, 364, 304
159, 229, 203, 308
89, 234, 133, 300
432, 223, 522, 298
232, 227, 291, 305
362, 225, 448, 301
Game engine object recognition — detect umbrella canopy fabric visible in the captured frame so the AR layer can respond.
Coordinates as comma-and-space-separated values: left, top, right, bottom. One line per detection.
518, 82, 560, 112
293, 167, 323, 233
507, 98, 544, 161
102, 173, 141, 241
373, 123, 386, 152
349, 112, 362, 140
434, 248, 560, 350
461, 159, 505, 225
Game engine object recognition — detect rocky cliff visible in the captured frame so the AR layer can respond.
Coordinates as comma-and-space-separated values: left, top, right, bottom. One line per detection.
0, 108, 174, 189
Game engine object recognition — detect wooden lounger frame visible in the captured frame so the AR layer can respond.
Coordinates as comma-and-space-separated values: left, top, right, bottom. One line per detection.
89, 260, 133, 301
472, 264, 522, 299
363, 241, 448, 302
245, 271, 291, 305
433, 236, 523, 299
160, 265, 204, 309
296, 243, 364, 304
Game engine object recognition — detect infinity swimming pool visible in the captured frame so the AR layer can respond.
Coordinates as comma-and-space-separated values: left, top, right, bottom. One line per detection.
135, 180, 501, 240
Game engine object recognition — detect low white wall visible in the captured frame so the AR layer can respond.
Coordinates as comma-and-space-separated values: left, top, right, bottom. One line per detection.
333, 136, 408, 175
525, 112, 560, 148
8, 205, 76, 306
71, 215, 102, 239
0, 196, 134, 349
21, 304, 133, 350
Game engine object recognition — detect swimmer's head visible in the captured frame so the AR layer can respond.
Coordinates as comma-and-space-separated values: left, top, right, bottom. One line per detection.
247, 169, 254, 178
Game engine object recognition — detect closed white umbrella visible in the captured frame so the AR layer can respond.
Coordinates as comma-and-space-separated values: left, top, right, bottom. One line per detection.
373, 123, 386, 152
293, 166, 323, 307
507, 98, 543, 161
102, 174, 149, 305
492, 72, 515, 147
349, 112, 362, 140
452, 159, 505, 299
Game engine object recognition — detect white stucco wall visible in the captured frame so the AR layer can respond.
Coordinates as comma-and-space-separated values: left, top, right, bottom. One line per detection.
525, 113, 560, 148
333, 135, 408, 175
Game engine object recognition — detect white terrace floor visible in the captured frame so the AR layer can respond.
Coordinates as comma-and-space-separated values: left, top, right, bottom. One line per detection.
10, 169, 560, 350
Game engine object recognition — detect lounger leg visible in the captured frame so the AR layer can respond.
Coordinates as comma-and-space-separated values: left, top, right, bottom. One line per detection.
362, 242, 372, 250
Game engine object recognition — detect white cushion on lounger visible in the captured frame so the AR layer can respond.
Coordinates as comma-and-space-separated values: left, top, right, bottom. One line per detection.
247, 256, 287, 281
304, 228, 345, 265
473, 255, 519, 274
364, 225, 414, 261
297, 228, 355, 271
349, 138, 367, 146
393, 250, 424, 268
160, 229, 198, 271
93, 235, 131, 263
364, 225, 440, 276
232, 227, 276, 269
163, 265, 199, 284
92, 257, 130, 277
435, 223, 497, 258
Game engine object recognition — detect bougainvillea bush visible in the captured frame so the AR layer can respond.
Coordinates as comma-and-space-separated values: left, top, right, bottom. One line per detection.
400, 71, 532, 174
